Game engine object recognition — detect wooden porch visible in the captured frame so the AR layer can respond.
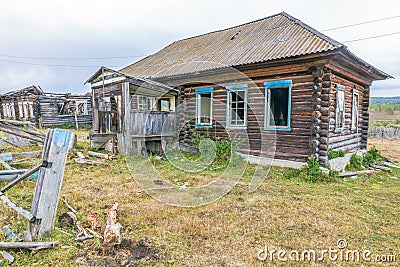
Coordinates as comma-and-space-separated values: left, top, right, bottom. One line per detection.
120, 110, 178, 155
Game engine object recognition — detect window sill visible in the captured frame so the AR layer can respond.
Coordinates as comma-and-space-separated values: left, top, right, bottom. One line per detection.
227, 125, 247, 129
196, 125, 213, 129
264, 127, 291, 132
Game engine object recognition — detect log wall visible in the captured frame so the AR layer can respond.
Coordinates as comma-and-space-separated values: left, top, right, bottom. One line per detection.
327, 74, 366, 152
180, 69, 315, 162
37, 95, 92, 127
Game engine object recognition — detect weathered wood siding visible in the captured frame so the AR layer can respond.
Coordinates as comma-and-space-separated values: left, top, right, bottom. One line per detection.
327, 74, 365, 152
129, 111, 176, 135
37, 95, 92, 127
180, 71, 315, 162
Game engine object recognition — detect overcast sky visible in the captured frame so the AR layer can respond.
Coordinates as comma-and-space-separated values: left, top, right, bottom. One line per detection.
0, 0, 399, 96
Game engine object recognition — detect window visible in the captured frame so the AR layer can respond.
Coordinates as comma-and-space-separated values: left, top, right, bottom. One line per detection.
18, 102, 23, 118
195, 88, 213, 128
351, 89, 359, 130
28, 102, 34, 118
264, 80, 292, 131
226, 84, 247, 128
75, 101, 88, 116
137, 95, 149, 111
22, 102, 29, 118
335, 84, 345, 131
10, 103, 15, 118
160, 99, 170, 111
2, 104, 9, 117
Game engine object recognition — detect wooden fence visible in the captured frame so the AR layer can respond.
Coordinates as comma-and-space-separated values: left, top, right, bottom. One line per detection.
369, 127, 400, 138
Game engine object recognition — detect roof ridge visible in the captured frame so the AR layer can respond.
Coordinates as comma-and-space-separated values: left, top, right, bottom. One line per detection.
172, 12, 285, 44
279, 12, 343, 48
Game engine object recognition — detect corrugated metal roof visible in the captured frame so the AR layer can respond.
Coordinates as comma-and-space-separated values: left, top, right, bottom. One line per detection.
120, 12, 389, 79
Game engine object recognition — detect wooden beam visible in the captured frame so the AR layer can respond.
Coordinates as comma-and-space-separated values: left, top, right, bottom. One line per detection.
0, 194, 35, 221
0, 242, 58, 250
30, 129, 75, 239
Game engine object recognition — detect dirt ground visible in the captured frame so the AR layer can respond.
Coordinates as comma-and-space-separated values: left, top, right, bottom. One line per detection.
369, 137, 400, 162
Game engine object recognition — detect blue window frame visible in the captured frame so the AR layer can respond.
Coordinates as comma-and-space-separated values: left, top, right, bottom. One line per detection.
226, 84, 248, 129
264, 80, 292, 131
195, 87, 213, 128
335, 84, 345, 132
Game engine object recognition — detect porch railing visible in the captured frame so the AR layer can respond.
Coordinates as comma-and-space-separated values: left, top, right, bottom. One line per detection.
128, 111, 177, 136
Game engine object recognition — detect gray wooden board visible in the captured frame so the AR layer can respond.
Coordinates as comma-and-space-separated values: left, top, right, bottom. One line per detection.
30, 129, 74, 238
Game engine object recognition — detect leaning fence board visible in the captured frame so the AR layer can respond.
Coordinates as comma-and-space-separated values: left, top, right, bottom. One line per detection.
0, 194, 35, 221
30, 129, 74, 239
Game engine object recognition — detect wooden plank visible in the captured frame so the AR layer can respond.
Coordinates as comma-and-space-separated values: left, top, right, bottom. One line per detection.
0, 194, 35, 221
0, 163, 41, 193
0, 242, 58, 250
0, 151, 41, 161
30, 129, 75, 239
339, 170, 376, 177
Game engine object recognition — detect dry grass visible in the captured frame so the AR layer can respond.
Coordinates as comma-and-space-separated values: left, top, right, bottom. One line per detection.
370, 110, 400, 122
0, 131, 399, 266
369, 138, 400, 162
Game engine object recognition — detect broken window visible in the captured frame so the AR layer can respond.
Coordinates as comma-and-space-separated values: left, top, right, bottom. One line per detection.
57, 100, 88, 116
335, 85, 345, 131
18, 102, 23, 119
23, 102, 29, 118
75, 101, 88, 115
160, 99, 170, 112
264, 80, 291, 130
3, 103, 11, 118
351, 89, 359, 130
226, 85, 247, 127
137, 95, 149, 111
29, 102, 34, 118
196, 88, 213, 127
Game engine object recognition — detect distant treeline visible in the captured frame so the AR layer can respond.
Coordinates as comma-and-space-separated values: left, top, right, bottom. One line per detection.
369, 103, 400, 115
371, 96, 400, 104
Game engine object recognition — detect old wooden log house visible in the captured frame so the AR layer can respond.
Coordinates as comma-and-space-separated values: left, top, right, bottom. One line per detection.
0, 85, 92, 128
87, 12, 392, 164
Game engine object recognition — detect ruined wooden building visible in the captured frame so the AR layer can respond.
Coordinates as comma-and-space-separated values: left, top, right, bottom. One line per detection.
85, 67, 178, 153
0, 85, 92, 127
87, 12, 391, 164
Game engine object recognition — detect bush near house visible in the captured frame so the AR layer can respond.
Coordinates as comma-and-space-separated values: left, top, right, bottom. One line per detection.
328, 150, 346, 160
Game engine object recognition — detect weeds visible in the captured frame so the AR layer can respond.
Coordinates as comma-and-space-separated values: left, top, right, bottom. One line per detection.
363, 146, 383, 164
346, 154, 364, 171
286, 157, 339, 183
188, 125, 239, 165
345, 146, 384, 171
328, 150, 346, 160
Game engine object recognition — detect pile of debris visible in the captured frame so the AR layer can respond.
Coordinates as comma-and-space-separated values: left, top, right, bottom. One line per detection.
73, 150, 114, 166
57, 201, 163, 266
0, 119, 45, 149
0, 129, 74, 263
339, 158, 399, 181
